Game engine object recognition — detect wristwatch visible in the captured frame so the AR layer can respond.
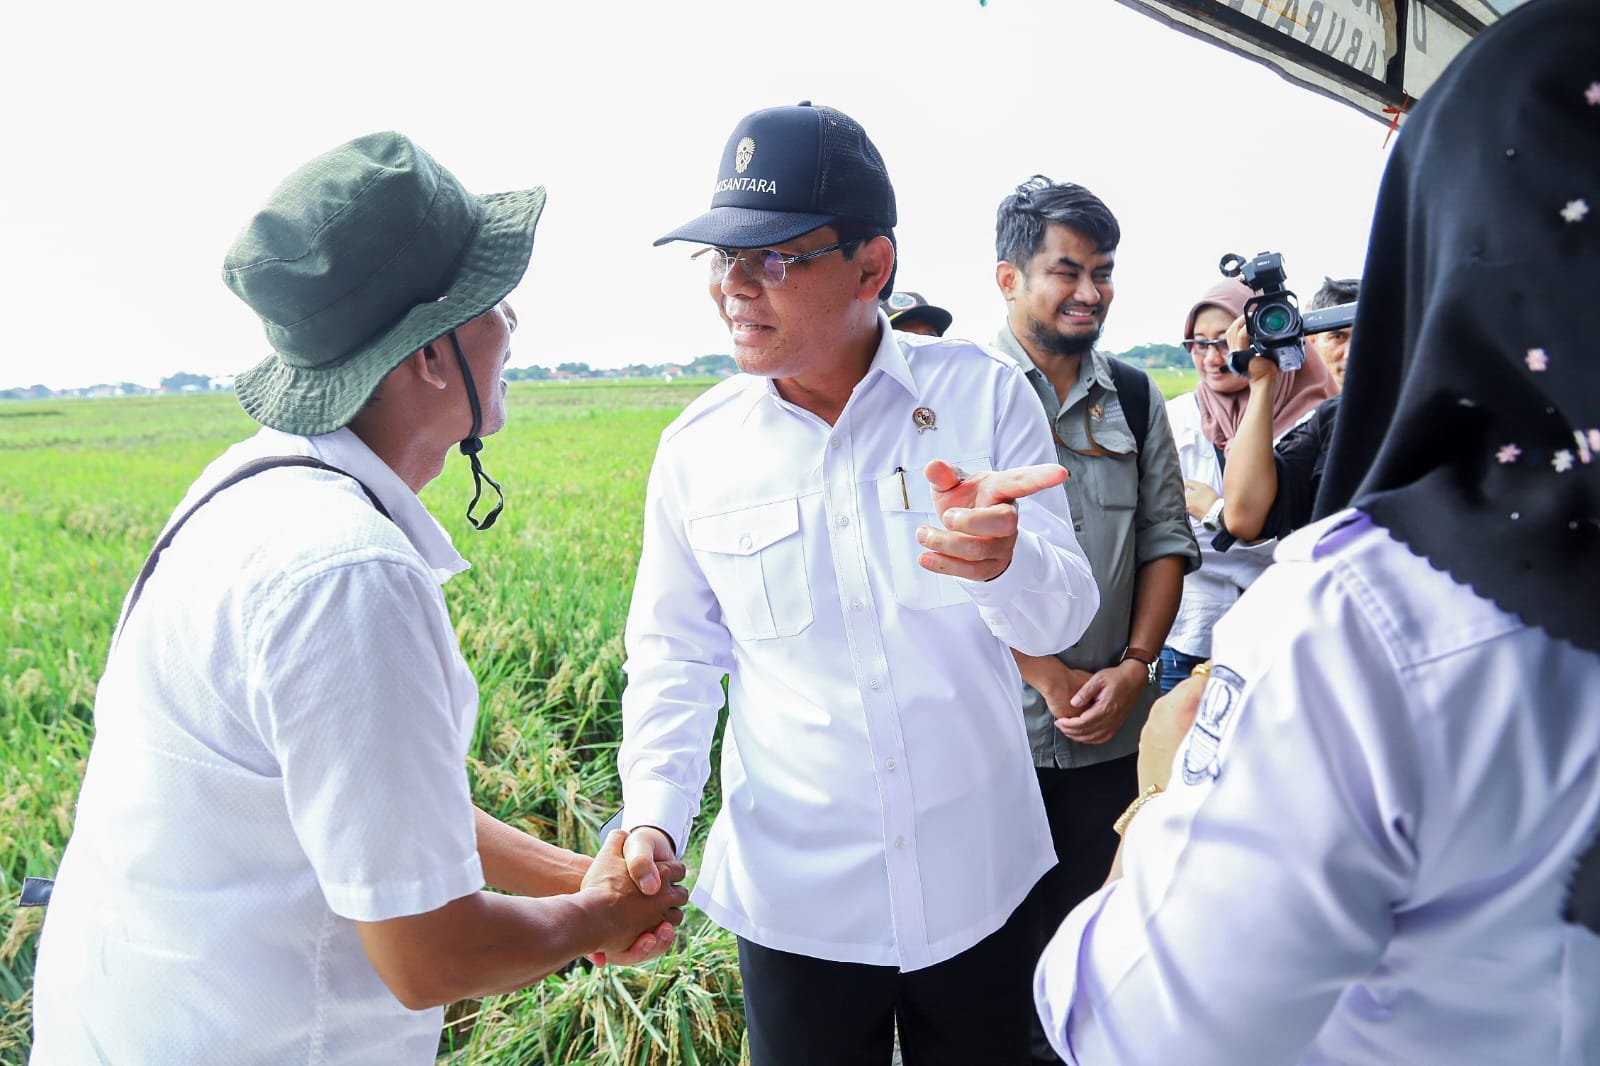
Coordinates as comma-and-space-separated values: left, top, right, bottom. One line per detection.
1119, 645, 1159, 688
1201, 497, 1226, 532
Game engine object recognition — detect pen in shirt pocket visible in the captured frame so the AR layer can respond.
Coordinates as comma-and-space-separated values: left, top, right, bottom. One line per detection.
894, 466, 910, 509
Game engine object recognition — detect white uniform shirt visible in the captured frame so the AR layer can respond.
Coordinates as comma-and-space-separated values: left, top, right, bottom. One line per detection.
31, 428, 483, 1065
620, 319, 1100, 971
1164, 392, 1282, 658
1036, 510, 1600, 1065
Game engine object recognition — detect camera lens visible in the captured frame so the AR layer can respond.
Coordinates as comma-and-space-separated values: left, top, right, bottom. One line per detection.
1257, 303, 1295, 335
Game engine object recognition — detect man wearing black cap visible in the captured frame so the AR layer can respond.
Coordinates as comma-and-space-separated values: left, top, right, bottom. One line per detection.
30, 132, 687, 1064
884, 291, 955, 337
615, 102, 1101, 1065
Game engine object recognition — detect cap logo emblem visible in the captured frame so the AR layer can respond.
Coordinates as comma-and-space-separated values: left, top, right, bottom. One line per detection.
887, 293, 916, 310
735, 137, 756, 174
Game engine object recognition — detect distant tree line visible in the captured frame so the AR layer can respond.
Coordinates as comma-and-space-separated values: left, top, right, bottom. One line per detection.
5, 348, 1190, 403
1112, 342, 1190, 369
504, 353, 737, 381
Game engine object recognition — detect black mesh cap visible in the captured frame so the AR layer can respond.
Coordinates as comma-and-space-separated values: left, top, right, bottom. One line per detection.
883, 291, 953, 336
655, 101, 897, 248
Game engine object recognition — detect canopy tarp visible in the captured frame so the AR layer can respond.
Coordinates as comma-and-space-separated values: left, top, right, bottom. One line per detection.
1112, 0, 1527, 124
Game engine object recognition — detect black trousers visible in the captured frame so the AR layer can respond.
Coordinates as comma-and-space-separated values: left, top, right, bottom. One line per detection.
1022, 754, 1140, 1061
737, 897, 1035, 1066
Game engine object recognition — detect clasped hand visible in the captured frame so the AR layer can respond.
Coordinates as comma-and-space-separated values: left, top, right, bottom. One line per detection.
915, 460, 1069, 582
1039, 659, 1148, 745
581, 828, 687, 966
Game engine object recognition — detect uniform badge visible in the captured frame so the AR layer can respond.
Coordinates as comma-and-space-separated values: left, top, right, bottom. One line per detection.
1181, 664, 1245, 785
1089, 404, 1104, 422
912, 406, 937, 433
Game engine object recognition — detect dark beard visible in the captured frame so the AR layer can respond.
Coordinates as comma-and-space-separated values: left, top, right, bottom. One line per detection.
1027, 316, 1100, 357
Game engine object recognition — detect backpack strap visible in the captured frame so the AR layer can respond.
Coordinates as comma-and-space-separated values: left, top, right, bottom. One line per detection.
1106, 357, 1153, 456
114, 456, 392, 647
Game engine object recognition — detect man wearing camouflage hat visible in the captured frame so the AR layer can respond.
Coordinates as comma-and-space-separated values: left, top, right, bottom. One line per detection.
30, 132, 686, 1064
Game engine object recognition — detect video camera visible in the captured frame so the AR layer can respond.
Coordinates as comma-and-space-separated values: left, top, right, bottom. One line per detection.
1218, 251, 1356, 376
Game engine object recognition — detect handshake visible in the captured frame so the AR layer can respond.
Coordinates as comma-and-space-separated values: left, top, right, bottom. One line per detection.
578, 825, 688, 967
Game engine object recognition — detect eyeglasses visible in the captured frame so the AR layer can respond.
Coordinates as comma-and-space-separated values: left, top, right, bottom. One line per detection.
693, 241, 858, 287
1182, 337, 1230, 353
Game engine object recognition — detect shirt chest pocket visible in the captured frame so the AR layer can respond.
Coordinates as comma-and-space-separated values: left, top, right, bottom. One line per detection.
1065, 450, 1139, 533
874, 457, 990, 611
687, 498, 813, 641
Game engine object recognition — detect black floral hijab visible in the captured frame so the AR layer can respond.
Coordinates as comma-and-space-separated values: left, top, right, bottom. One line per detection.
1318, 0, 1600, 655
1316, 0, 1600, 934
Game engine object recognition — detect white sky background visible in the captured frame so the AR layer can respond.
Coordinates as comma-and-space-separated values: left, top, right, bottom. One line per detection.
0, 0, 1396, 391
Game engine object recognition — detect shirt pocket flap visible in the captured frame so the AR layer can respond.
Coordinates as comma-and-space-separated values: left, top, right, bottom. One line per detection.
688, 498, 800, 556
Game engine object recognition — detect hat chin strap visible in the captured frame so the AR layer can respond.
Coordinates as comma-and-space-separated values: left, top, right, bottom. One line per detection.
448, 330, 504, 530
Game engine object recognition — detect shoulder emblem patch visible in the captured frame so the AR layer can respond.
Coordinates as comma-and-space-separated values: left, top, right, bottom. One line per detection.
1182, 664, 1245, 785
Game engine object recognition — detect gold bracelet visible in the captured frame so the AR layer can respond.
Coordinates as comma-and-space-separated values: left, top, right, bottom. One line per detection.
1112, 783, 1164, 836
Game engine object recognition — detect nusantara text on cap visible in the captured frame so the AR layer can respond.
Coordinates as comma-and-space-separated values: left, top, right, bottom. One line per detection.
715, 177, 779, 194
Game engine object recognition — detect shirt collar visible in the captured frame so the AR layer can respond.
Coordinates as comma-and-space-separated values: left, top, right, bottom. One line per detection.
992, 325, 1115, 394
253, 427, 470, 581
871, 309, 920, 398
759, 310, 921, 406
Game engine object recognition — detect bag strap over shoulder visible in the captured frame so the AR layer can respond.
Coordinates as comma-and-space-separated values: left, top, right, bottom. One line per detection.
114, 456, 392, 646
1105, 357, 1152, 456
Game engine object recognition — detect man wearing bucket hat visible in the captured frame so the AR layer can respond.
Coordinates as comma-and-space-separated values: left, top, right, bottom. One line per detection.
615, 102, 1100, 1064
884, 291, 955, 337
29, 132, 687, 1064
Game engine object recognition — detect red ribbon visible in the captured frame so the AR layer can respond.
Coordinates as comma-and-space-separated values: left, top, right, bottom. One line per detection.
1381, 97, 1413, 148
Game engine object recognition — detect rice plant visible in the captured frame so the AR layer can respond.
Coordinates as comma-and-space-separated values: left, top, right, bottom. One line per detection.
0, 382, 741, 1064
1, 370, 1198, 1063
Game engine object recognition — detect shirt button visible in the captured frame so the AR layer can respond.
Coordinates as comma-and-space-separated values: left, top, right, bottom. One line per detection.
850, 599, 865, 610
868, 678, 881, 690
830, 438, 842, 449
835, 514, 851, 528
885, 758, 897, 770
893, 836, 906, 850
739, 533, 753, 550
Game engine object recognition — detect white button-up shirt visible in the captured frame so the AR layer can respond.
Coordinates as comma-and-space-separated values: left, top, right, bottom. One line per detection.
620, 319, 1099, 971
1164, 392, 1287, 658
31, 428, 483, 1065
1036, 510, 1600, 1065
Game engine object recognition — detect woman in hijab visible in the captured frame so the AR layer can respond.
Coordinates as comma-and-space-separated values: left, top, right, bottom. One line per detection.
1158, 279, 1336, 691
1035, 0, 1600, 1062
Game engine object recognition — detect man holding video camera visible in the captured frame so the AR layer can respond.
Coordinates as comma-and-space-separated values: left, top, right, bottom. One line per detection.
1191, 275, 1361, 545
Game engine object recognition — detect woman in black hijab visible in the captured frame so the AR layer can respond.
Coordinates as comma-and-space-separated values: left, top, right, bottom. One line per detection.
1034, 3, 1600, 1062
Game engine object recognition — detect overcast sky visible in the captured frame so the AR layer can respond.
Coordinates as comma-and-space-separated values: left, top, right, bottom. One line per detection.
1, 0, 1396, 391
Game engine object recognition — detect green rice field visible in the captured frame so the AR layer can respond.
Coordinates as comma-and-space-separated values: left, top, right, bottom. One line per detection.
0, 367, 1198, 1064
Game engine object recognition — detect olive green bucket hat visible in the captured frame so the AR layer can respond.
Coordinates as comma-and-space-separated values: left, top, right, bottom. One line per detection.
226, 131, 545, 435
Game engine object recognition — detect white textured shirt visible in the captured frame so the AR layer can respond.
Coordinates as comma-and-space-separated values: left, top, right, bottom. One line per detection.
1036, 511, 1600, 1065
31, 428, 483, 1065
620, 319, 1100, 971
1164, 391, 1284, 658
